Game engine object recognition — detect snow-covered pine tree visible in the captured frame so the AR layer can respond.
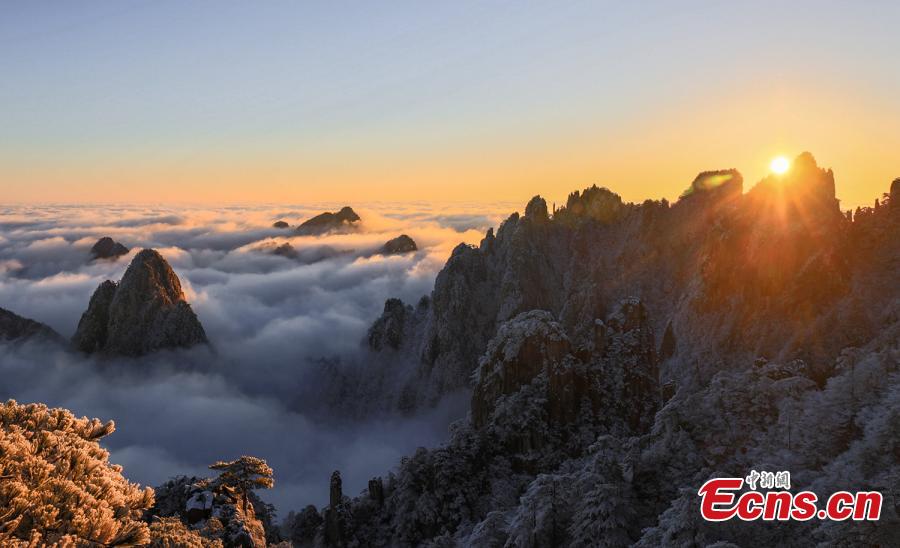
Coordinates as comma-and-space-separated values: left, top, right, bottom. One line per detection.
0, 399, 154, 547
209, 455, 275, 514
149, 516, 224, 547
568, 479, 634, 548
505, 474, 573, 547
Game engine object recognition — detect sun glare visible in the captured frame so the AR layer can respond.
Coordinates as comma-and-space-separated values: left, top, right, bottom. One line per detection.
770, 156, 790, 174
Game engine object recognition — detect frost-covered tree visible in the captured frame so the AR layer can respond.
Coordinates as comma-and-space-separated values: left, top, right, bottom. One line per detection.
150, 465, 279, 548
465, 511, 510, 546
505, 474, 573, 547
0, 399, 154, 547
149, 517, 224, 548
210, 456, 275, 513
568, 479, 634, 548
283, 505, 323, 546
634, 488, 710, 548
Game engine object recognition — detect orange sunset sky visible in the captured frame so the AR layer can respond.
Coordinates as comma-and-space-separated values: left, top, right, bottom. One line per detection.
2, 2, 898, 209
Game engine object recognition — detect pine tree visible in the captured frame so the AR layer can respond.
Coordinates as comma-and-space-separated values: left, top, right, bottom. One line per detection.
149, 517, 224, 547
505, 474, 572, 547
0, 399, 154, 547
569, 481, 634, 548
209, 456, 274, 514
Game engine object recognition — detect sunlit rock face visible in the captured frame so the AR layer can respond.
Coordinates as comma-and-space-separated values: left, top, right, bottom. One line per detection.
0, 307, 64, 345
296, 206, 361, 235
72, 249, 208, 356
750, 151, 839, 216
89, 236, 129, 260
679, 169, 743, 202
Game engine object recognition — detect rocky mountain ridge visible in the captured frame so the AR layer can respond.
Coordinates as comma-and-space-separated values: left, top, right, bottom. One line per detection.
329, 153, 896, 415
294, 153, 899, 546
297, 207, 361, 235
0, 307, 64, 345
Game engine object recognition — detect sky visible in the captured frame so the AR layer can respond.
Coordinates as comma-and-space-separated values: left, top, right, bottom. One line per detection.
1, 1, 898, 208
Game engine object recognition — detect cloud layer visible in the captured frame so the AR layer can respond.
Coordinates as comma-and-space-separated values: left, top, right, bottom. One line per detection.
0, 201, 512, 512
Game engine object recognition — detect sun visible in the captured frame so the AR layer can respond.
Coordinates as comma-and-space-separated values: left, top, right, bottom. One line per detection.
770, 156, 790, 174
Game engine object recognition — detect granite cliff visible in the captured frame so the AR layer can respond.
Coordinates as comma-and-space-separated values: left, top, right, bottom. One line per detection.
72, 249, 208, 356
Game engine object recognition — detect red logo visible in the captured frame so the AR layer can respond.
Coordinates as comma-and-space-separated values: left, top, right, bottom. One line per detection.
698, 474, 882, 522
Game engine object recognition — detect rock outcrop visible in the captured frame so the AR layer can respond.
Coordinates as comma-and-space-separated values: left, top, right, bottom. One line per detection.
71, 249, 208, 356
381, 234, 417, 255
272, 242, 297, 258
471, 310, 572, 428
0, 307, 64, 345
367, 298, 409, 351
151, 475, 274, 548
523, 195, 550, 222
678, 168, 743, 201
472, 300, 658, 431
90, 237, 129, 260
296, 206, 360, 235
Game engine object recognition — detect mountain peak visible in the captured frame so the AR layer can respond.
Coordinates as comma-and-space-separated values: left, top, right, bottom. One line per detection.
90, 237, 129, 261
679, 169, 743, 201
72, 249, 207, 357
381, 234, 418, 255
524, 196, 550, 222
297, 206, 361, 235
749, 151, 838, 217
793, 150, 819, 170
336, 206, 360, 222
121, 249, 186, 305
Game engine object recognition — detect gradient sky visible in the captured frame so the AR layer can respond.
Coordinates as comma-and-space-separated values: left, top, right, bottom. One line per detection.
1, 1, 898, 208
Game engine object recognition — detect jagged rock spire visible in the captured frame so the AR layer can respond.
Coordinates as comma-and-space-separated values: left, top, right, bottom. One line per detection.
72, 249, 208, 356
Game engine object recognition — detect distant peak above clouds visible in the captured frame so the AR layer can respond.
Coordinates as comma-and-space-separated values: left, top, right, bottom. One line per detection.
296, 206, 361, 235
381, 235, 418, 255
0, 307, 64, 345
72, 249, 208, 357
89, 237, 130, 261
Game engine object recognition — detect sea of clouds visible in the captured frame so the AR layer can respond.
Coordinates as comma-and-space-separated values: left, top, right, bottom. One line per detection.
0, 201, 513, 513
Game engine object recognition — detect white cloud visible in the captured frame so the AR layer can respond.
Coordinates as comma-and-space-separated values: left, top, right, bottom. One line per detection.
0, 202, 511, 512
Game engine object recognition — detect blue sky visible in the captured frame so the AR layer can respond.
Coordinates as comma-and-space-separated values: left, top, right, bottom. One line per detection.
1, 1, 898, 205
